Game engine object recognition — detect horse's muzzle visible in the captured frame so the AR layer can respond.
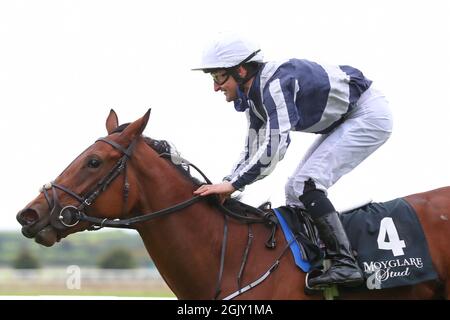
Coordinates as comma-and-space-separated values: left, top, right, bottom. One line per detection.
16, 205, 53, 241
17, 208, 39, 227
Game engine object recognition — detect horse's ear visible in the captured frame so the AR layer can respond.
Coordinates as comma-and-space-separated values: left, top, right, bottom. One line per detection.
106, 109, 119, 134
119, 109, 151, 142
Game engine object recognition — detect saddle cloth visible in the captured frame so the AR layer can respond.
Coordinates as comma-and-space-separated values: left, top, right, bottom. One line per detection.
274, 198, 438, 290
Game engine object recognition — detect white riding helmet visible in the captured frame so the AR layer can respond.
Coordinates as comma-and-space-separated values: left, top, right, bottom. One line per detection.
192, 32, 264, 71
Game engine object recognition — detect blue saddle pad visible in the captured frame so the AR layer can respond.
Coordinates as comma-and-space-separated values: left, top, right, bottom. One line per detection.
273, 208, 311, 272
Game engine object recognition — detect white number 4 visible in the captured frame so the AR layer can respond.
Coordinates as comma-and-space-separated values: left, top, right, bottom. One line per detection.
377, 217, 406, 256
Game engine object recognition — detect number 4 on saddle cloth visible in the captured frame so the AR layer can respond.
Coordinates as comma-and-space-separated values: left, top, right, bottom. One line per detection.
273, 198, 438, 291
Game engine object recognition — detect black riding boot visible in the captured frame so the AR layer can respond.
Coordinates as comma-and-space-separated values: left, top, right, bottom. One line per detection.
308, 211, 364, 289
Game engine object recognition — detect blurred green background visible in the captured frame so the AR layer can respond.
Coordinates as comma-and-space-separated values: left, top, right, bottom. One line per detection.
0, 230, 175, 298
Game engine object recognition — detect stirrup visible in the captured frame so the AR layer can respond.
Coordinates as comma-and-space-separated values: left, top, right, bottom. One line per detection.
305, 269, 326, 291
305, 270, 339, 300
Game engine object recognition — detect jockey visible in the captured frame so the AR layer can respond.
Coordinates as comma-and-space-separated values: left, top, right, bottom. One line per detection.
192, 32, 393, 289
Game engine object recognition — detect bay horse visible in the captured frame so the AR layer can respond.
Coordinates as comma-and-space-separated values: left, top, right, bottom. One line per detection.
17, 110, 450, 299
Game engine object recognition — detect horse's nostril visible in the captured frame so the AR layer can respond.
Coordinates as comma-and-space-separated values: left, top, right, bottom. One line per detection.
17, 208, 40, 226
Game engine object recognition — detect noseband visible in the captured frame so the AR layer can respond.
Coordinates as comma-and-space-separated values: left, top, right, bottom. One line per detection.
41, 136, 207, 231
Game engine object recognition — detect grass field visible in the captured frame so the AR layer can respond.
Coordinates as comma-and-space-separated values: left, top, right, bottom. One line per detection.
0, 267, 176, 299
0, 286, 176, 298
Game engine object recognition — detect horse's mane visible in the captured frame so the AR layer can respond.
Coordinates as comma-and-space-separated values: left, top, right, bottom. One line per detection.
111, 123, 203, 186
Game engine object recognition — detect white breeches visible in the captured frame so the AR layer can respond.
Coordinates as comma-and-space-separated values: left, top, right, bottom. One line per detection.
285, 86, 393, 207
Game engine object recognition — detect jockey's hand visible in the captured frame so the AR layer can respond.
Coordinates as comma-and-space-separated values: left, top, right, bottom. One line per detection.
193, 182, 236, 204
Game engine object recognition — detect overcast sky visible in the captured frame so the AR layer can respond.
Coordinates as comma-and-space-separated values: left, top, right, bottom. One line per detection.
1, 0, 449, 230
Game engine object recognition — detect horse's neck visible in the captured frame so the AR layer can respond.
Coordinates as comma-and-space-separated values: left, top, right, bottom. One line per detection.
133, 149, 222, 298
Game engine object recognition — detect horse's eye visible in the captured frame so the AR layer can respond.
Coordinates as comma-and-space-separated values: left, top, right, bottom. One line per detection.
87, 158, 102, 168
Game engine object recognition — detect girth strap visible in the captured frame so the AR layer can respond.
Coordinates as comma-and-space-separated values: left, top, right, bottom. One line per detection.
214, 215, 228, 300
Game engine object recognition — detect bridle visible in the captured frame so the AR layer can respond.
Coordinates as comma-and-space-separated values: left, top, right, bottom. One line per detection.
39, 133, 282, 300
41, 136, 207, 231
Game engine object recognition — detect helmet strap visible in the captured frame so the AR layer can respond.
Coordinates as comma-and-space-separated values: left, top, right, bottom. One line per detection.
229, 65, 261, 91
228, 67, 244, 89
228, 49, 262, 91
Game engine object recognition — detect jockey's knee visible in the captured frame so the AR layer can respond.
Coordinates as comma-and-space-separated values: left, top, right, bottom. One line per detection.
284, 177, 294, 198
284, 177, 301, 206
298, 187, 335, 219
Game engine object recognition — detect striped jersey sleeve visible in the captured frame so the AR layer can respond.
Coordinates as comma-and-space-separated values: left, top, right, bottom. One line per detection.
229, 66, 294, 190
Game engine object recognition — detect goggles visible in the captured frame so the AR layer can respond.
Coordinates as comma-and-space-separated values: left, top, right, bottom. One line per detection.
211, 71, 230, 85
209, 50, 261, 85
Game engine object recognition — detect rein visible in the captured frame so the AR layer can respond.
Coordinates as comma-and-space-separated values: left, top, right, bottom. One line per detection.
42, 136, 272, 230
77, 195, 204, 228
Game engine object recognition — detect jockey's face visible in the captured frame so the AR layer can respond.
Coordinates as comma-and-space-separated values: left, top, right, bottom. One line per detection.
212, 69, 238, 102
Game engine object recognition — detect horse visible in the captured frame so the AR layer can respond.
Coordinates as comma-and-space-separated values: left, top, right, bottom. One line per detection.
17, 109, 450, 299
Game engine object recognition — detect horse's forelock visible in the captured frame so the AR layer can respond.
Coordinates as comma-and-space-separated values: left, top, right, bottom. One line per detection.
110, 123, 131, 134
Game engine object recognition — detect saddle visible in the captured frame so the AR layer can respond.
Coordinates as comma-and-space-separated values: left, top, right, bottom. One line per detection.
223, 197, 438, 292
222, 199, 323, 270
